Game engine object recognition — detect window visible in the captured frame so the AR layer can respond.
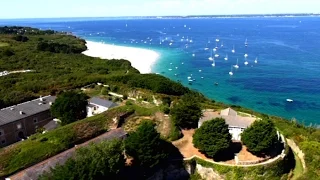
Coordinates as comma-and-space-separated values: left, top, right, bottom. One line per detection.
33, 117, 38, 123
17, 123, 22, 129
1, 140, 5, 144
0, 129, 3, 136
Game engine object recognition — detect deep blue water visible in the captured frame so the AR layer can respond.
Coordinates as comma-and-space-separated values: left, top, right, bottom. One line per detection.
1, 17, 320, 125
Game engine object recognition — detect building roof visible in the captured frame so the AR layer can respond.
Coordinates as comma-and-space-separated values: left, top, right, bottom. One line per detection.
199, 108, 255, 129
0, 95, 56, 126
221, 107, 237, 116
89, 97, 118, 108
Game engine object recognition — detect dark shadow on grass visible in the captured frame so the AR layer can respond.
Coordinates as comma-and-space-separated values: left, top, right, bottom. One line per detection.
121, 140, 189, 180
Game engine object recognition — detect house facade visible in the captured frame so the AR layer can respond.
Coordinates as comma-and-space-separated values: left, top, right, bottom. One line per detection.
0, 96, 56, 147
87, 97, 118, 117
198, 108, 255, 141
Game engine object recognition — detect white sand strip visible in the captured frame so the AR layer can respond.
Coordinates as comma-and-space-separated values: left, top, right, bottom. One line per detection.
82, 41, 160, 74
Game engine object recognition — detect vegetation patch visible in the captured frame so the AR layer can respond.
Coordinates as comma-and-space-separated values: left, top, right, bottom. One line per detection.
0, 42, 9, 47
0, 106, 134, 178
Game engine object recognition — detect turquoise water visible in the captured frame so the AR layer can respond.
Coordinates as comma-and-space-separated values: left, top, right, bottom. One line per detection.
1, 17, 320, 125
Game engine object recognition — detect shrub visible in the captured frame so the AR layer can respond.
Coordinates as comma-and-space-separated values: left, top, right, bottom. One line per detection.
193, 118, 232, 158
242, 119, 279, 155
124, 121, 168, 170
170, 94, 202, 129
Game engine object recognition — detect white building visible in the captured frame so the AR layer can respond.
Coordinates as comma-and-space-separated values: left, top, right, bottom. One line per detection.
198, 108, 255, 141
87, 97, 118, 117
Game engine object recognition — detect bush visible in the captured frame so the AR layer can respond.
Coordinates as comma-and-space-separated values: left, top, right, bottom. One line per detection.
125, 100, 133, 106
50, 91, 89, 125
101, 87, 109, 95
123, 94, 128, 100
193, 118, 232, 158
242, 119, 279, 155
40, 140, 125, 180
162, 106, 170, 114
170, 94, 202, 129
2, 48, 14, 56
124, 121, 168, 170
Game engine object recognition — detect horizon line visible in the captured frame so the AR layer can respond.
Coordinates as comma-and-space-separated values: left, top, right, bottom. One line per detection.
1, 13, 320, 20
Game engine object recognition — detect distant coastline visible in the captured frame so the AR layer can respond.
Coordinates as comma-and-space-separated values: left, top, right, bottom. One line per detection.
1, 13, 320, 21
82, 41, 160, 74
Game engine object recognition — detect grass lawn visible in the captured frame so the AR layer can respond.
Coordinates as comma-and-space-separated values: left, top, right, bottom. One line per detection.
292, 151, 303, 180
0, 42, 9, 47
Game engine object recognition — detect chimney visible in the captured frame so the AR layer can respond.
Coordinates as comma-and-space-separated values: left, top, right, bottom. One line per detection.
10, 107, 14, 110
40, 96, 43, 101
38, 103, 42, 105
19, 111, 24, 115
49, 102, 53, 105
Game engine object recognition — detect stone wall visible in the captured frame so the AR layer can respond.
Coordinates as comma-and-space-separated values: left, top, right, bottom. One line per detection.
286, 138, 306, 171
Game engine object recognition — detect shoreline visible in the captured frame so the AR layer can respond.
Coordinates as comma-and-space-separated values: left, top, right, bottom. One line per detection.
82, 40, 160, 74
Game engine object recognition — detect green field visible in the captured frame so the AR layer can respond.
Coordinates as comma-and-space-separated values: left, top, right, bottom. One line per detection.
0, 42, 9, 47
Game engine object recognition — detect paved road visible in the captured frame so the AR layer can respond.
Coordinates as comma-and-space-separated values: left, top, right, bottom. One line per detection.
7, 128, 126, 180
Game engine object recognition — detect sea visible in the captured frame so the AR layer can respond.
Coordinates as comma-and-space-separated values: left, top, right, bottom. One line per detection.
1, 17, 320, 125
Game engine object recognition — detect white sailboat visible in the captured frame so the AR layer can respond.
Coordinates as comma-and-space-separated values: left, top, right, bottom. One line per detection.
204, 39, 210, 50
221, 41, 224, 47
244, 58, 249, 65
208, 49, 214, 61
210, 57, 215, 67
254, 57, 258, 64
214, 54, 220, 58
245, 38, 248, 47
244, 53, 248, 58
224, 54, 228, 61
233, 58, 239, 69
229, 66, 234, 76
192, 53, 196, 57
231, 45, 235, 53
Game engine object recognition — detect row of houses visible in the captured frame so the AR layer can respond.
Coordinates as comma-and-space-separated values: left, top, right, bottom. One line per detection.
0, 95, 118, 147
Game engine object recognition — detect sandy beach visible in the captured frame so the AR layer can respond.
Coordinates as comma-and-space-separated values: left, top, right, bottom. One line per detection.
82, 41, 160, 74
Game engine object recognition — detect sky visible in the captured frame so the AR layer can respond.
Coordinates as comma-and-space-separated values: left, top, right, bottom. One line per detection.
0, 0, 319, 19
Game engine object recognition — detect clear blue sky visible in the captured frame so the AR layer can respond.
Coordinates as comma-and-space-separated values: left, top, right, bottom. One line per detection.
1, 0, 319, 19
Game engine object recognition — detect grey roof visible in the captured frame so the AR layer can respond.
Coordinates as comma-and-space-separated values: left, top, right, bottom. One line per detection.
0, 96, 56, 126
199, 108, 255, 129
89, 97, 118, 108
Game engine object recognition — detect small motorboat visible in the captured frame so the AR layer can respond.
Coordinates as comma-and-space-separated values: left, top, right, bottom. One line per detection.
286, 99, 294, 102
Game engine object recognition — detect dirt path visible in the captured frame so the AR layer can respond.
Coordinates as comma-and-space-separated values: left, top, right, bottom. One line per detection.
7, 128, 126, 180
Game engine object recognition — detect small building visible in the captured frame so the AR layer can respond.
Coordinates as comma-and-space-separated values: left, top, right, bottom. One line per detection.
87, 97, 118, 117
0, 95, 56, 147
198, 108, 255, 141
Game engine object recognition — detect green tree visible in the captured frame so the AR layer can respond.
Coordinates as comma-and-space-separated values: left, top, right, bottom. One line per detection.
124, 121, 168, 170
40, 139, 125, 180
193, 118, 232, 158
51, 91, 88, 125
170, 94, 202, 129
241, 119, 279, 155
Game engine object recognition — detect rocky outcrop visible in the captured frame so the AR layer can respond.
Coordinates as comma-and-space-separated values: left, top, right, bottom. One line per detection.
196, 164, 224, 180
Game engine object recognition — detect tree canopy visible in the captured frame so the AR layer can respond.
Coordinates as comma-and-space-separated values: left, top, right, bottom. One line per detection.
124, 121, 168, 170
193, 118, 232, 158
39, 139, 125, 180
50, 91, 89, 125
170, 93, 202, 129
241, 119, 279, 155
